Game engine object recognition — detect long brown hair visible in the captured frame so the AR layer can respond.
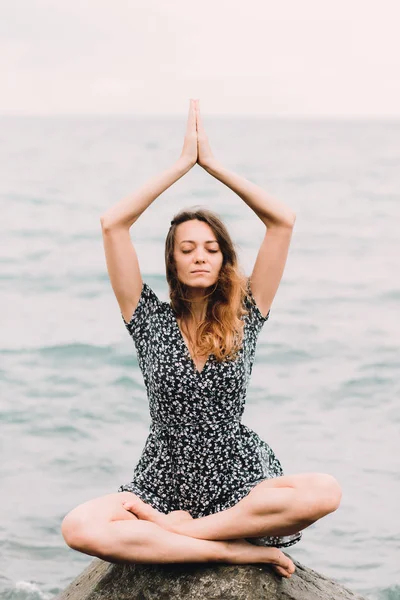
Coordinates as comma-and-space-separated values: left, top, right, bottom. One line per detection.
165, 208, 249, 362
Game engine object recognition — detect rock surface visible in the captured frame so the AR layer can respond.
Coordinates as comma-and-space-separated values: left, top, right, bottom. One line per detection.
56, 555, 366, 600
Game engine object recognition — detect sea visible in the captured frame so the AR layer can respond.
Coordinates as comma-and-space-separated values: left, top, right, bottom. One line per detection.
0, 115, 399, 599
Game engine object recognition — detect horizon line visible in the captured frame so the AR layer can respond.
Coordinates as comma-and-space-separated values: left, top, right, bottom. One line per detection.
0, 111, 400, 121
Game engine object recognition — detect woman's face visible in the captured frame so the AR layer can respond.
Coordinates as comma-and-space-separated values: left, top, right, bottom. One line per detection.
173, 219, 223, 289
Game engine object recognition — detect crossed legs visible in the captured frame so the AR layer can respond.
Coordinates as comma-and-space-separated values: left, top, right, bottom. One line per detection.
61, 472, 341, 579
61, 492, 296, 577
127, 472, 342, 542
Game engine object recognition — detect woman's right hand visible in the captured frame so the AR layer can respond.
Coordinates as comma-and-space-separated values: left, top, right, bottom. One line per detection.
179, 99, 198, 169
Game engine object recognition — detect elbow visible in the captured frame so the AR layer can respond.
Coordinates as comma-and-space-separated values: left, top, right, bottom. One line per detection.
100, 215, 119, 233
273, 212, 296, 229
264, 212, 296, 230
100, 214, 137, 231
100, 214, 119, 232
280, 211, 296, 228
100, 215, 110, 230
287, 212, 296, 228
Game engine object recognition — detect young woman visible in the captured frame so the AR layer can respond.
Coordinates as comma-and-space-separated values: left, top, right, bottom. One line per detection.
61, 100, 341, 579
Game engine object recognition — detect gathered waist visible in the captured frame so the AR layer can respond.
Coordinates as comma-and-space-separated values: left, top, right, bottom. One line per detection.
151, 415, 241, 432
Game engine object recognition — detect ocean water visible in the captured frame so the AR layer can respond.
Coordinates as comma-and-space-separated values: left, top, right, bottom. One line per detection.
0, 115, 399, 599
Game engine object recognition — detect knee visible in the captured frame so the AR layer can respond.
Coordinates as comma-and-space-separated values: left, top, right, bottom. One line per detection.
61, 512, 97, 553
314, 473, 342, 516
298, 474, 342, 522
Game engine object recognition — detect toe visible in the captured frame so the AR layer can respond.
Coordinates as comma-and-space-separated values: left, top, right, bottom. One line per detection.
273, 565, 291, 578
123, 496, 157, 520
167, 510, 193, 520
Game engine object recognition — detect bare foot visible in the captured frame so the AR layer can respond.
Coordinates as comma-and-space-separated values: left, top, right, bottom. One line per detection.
122, 498, 294, 577
224, 539, 296, 578
122, 495, 161, 520
122, 496, 189, 532
164, 510, 194, 527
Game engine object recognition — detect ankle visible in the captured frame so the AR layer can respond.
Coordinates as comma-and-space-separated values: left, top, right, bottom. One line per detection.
215, 540, 233, 563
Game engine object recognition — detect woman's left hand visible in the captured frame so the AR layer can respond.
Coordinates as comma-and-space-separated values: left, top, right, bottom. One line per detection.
195, 100, 216, 169
179, 99, 198, 169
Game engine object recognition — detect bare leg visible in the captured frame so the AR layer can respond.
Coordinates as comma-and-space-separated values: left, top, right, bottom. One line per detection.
65, 519, 295, 577
92, 520, 294, 577
62, 492, 295, 577
122, 473, 342, 542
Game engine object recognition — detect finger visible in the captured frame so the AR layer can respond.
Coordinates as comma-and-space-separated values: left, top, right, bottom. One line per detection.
186, 99, 196, 133
194, 99, 199, 131
196, 101, 205, 134
186, 99, 193, 128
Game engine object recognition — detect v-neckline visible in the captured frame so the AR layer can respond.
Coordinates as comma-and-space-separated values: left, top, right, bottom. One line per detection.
169, 306, 212, 376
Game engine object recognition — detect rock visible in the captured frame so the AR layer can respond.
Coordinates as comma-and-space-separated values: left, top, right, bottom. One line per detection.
56, 555, 366, 600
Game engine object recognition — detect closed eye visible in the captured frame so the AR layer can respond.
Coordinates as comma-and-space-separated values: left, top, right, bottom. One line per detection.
182, 249, 219, 254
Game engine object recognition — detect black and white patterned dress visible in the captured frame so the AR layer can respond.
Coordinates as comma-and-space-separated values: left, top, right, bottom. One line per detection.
118, 280, 302, 548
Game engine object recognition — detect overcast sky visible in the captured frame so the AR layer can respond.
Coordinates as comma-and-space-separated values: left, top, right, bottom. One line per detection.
2, 0, 400, 117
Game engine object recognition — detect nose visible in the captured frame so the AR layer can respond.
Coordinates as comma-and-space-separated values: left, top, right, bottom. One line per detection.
194, 248, 206, 263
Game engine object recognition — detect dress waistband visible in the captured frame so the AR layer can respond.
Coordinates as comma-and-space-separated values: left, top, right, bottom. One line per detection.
151, 415, 241, 431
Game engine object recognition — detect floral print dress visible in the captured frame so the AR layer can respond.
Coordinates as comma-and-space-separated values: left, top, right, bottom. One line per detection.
118, 280, 302, 548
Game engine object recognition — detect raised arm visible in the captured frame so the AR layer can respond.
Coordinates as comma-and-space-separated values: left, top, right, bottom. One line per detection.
100, 99, 198, 323
195, 100, 295, 317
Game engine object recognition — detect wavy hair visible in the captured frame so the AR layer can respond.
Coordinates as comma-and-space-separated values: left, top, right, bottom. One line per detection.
165, 207, 250, 362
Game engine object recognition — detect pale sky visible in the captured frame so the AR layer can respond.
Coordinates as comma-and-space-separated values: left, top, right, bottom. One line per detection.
2, 0, 400, 117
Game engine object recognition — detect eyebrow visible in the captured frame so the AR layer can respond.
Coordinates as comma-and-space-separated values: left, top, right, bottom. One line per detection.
179, 240, 219, 244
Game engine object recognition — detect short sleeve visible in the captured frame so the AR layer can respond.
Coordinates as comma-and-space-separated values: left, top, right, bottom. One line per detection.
121, 282, 163, 344
244, 278, 270, 328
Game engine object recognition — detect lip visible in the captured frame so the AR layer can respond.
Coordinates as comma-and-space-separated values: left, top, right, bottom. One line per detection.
191, 270, 209, 273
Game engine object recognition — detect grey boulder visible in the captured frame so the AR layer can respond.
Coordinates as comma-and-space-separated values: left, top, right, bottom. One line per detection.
56, 555, 366, 599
